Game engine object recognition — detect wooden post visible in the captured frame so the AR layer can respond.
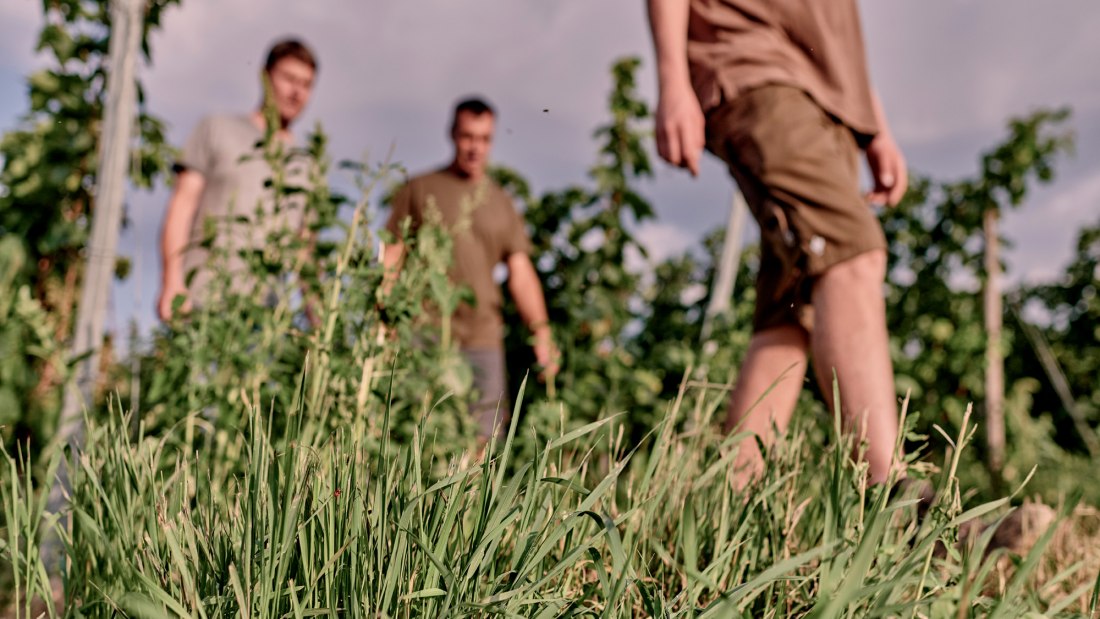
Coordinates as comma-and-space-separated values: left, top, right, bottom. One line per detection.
983, 208, 1006, 478
46, 0, 146, 574
701, 189, 748, 344
58, 0, 145, 445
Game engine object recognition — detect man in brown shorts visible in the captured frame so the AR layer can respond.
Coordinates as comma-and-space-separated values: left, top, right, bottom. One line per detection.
647, 1, 909, 486
383, 98, 559, 440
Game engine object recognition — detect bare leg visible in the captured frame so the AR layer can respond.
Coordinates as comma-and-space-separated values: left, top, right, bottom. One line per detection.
724, 323, 810, 487
810, 249, 899, 484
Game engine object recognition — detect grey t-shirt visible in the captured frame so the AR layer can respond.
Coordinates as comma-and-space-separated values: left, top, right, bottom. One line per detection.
176, 114, 310, 301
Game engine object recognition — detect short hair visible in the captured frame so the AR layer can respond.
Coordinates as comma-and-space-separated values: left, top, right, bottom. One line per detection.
451, 97, 495, 132
264, 38, 318, 73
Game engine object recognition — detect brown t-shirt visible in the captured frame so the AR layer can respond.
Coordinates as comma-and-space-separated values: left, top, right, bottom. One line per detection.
385, 167, 531, 350
688, 0, 878, 141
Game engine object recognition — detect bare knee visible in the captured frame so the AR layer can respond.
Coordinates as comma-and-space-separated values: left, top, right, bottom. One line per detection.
817, 249, 886, 288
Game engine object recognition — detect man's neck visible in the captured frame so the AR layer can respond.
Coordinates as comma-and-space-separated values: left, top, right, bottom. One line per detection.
250, 110, 292, 141
449, 161, 485, 183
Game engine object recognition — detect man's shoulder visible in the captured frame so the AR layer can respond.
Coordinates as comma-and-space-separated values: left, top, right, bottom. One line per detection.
398, 167, 462, 199
188, 113, 256, 143
406, 166, 454, 186
197, 113, 251, 129
398, 167, 512, 205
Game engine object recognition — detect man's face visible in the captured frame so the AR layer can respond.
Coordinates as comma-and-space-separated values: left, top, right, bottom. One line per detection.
266, 57, 315, 127
451, 111, 494, 178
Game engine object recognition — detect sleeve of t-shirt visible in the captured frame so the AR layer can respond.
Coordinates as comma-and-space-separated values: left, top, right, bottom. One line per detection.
501, 197, 532, 259
385, 181, 418, 240
174, 116, 215, 177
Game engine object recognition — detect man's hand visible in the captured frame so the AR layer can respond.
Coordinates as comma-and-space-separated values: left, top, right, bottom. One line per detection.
303, 299, 321, 330
532, 326, 560, 382
157, 281, 190, 322
865, 91, 908, 207
865, 132, 908, 207
648, 0, 702, 176
655, 82, 706, 177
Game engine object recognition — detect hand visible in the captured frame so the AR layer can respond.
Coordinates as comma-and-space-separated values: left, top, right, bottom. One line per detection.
157, 281, 190, 322
303, 301, 321, 330
532, 327, 560, 382
655, 80, 706, 177
864, 131, 908, 207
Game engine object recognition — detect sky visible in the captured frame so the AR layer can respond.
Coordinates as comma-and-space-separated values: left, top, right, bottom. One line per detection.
1, 0, 1098, 342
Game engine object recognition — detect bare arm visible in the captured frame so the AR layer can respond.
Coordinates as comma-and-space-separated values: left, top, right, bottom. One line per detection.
158, 170, 205, 321
647, 0, 705, 176
506, 252, 559, 377
864, 91, 908, 207
381, 240, 405, 295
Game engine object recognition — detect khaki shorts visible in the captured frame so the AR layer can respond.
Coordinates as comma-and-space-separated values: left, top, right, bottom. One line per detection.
705, 85, 887, 333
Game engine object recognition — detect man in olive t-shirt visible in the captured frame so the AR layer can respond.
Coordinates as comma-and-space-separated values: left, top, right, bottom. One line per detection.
158, 39, 318, 320
383, 98, 558, 440
648, 0, 909, 486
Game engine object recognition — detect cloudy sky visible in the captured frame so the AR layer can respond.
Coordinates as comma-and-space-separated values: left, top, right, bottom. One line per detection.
1, 0, 1098, 340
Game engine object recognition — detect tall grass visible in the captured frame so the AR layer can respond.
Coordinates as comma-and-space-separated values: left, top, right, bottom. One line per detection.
3, 367, 1096, 618
4, 109, 1096, 619
3, 130, 1096, 618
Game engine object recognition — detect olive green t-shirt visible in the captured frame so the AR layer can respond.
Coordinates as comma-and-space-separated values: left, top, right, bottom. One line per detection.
386, 167, 531, 350
688, 0, 878, 142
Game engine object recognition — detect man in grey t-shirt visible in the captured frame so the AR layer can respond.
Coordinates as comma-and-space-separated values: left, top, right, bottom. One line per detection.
157, 39, 318, 320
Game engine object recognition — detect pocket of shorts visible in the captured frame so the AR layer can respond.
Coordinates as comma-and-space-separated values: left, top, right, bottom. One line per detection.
760, 203, 797, 251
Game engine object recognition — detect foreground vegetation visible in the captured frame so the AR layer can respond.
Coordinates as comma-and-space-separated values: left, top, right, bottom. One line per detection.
3, 370, 1097, 617
0, 5, 1097, 614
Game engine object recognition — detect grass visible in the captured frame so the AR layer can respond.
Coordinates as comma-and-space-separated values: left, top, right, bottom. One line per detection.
1, 123, 1096, 615
3, 367, 1098, 619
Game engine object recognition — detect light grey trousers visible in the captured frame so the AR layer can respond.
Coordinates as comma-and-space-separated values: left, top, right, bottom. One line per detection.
462, 348, 510, 439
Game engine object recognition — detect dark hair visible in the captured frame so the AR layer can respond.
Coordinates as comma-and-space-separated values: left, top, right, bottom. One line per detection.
264, 38, 318, 73
451, 97, 495, 132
